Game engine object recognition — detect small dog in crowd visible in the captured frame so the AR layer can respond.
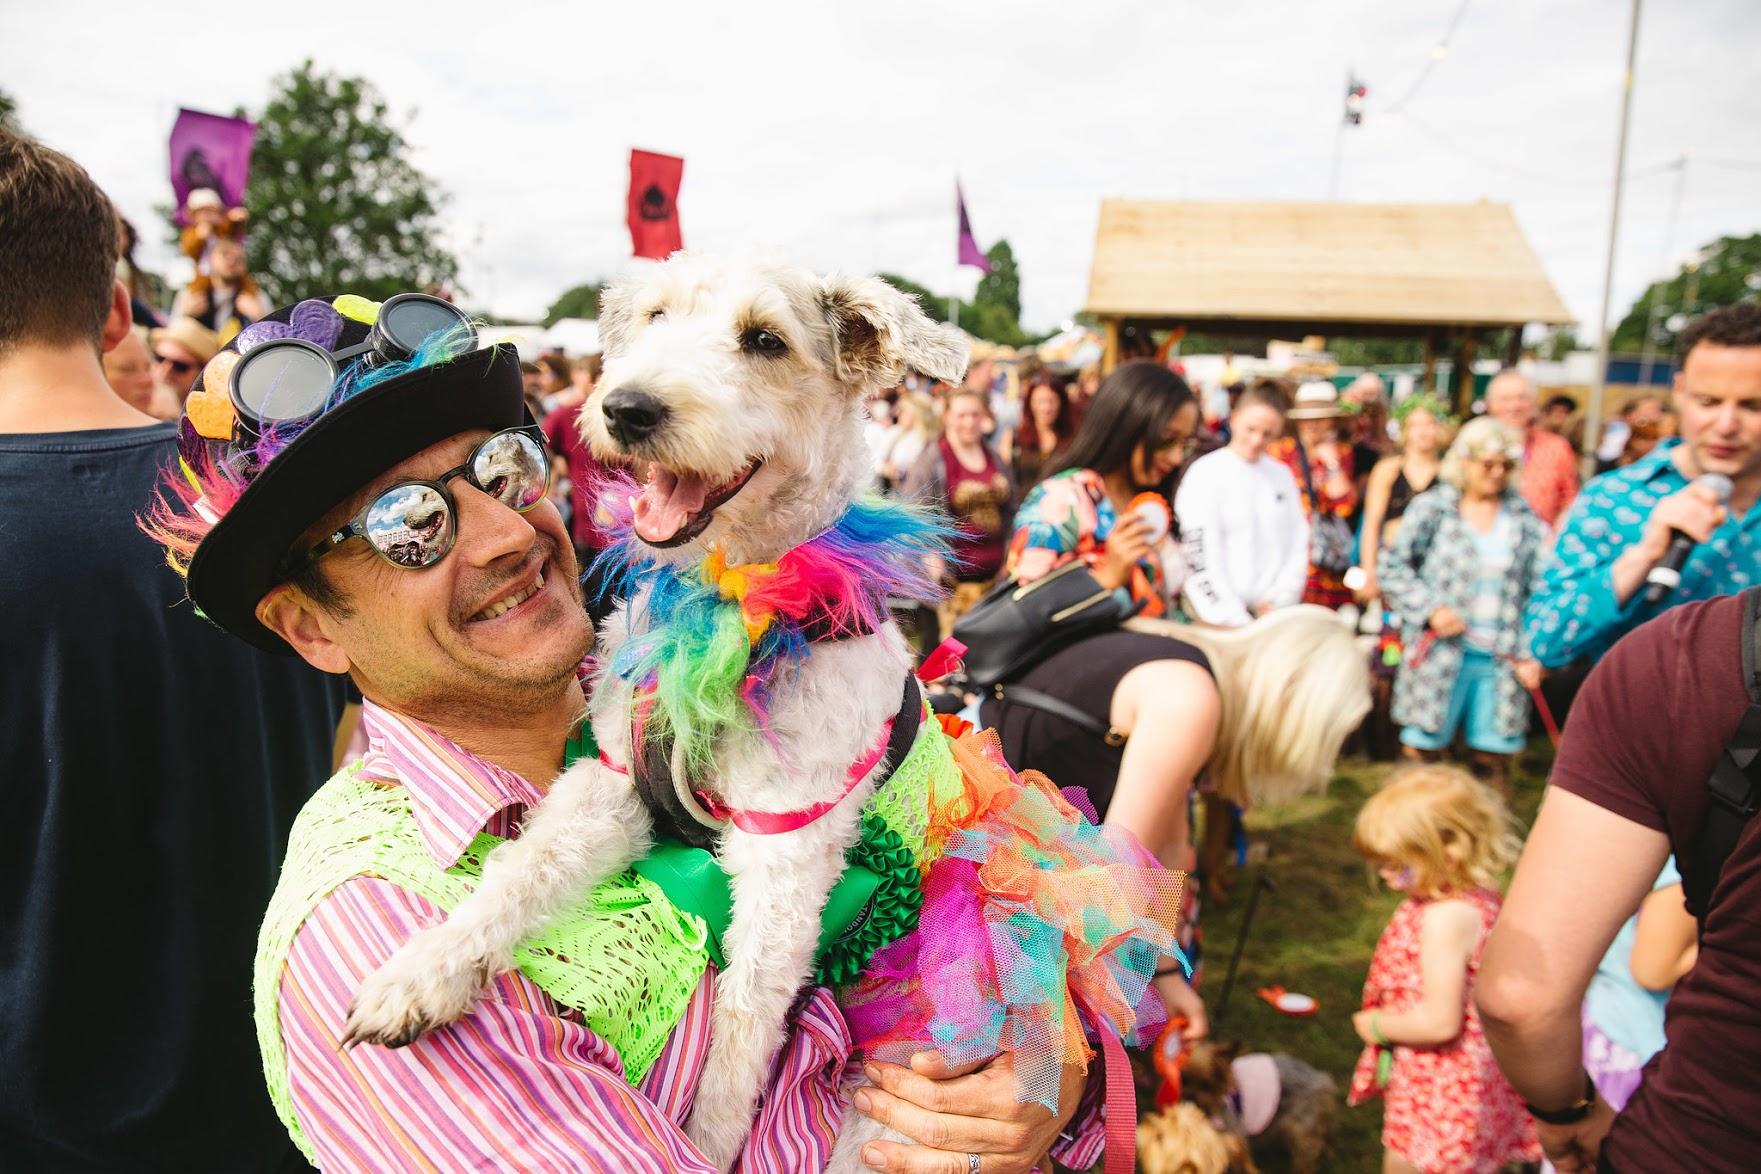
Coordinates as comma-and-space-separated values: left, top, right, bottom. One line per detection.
1179, 1040, 1336, 1174
1138, 1101, 1254, 1174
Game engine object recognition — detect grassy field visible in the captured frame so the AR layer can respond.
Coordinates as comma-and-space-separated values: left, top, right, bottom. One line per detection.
1185, 743, 1552, 1172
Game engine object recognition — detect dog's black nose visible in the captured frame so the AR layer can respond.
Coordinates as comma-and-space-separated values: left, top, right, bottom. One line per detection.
602, 387, 669, 445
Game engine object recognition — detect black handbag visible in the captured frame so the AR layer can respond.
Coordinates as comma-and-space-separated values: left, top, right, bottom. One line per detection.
952, 559, 1139, 689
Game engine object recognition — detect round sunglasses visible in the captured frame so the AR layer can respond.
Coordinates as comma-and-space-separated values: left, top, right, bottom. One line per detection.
282, 428, 551, 577
230, 293, 473, 438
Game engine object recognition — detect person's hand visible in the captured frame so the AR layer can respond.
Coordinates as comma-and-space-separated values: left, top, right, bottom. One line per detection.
1428, 606, 1465, 637
227, 206, 250, 224
1639, 482, 1729, 564
1097, 514, 1152, 591
925, 554, 949, 586
1154, 971, 1209, 1041
1352, 570, 1380, 606
853, 1049, 1083, 1173
1514, 658, 1544, 691
1536, 1097, 1617, 1173
1351, 1009, 1382, 1046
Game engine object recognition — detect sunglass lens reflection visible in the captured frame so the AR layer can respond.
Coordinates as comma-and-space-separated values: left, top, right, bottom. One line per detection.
364, 483, 453, 568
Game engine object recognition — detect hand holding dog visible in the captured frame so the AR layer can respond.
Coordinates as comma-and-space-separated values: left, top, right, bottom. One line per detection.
853, 1050, 1083, 1173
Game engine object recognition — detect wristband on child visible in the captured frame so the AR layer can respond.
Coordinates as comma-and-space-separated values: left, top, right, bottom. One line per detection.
1370, 1013, 1387, 1045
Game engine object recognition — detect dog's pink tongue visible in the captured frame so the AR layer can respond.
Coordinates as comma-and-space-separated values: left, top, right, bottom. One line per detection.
633, 465, 710, 544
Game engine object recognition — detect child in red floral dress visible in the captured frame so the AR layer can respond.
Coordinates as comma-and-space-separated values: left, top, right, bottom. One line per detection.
1348, 766, 1541, 1173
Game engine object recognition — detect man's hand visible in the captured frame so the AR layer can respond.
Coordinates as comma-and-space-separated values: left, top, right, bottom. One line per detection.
1513, 658, 1544, 691
1428, 606, 1466, 638
1536, 1097, 1616, 1173
1097, 515, 1152, 591
853, 1050, 1083, 1173
1639, 482, 1729, 565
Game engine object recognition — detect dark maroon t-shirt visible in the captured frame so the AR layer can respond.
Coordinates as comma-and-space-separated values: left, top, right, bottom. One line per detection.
1550, 593, 1761, 1171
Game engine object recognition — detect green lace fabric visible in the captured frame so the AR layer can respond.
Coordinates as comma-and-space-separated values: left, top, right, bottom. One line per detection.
253, 766, 712, 1163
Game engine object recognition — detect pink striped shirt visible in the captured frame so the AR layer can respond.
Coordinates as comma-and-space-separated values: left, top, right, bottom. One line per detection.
277, 680, 1107, 1171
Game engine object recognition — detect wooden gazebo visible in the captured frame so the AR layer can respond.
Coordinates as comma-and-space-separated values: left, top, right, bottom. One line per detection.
1086, 199, 1572, 406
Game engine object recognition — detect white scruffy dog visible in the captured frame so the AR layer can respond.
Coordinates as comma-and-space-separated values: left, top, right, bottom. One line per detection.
345, 255, 972, 1170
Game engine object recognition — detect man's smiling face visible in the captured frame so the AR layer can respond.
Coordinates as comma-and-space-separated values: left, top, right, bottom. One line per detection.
281, 429, 592, 724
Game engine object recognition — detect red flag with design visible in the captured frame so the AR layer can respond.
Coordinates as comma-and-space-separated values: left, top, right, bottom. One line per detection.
628, 149, 684, 260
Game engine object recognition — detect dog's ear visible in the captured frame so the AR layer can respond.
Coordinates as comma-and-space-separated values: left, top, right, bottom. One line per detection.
598, 281, 635, 359
819, 274, 970, 390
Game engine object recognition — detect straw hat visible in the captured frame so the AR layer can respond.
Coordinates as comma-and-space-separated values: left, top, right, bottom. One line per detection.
149, 317, 221, 365
1286, 380, 1347, 420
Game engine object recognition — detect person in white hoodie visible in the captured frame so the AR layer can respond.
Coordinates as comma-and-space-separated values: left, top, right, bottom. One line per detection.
1177, 378, 1311, 626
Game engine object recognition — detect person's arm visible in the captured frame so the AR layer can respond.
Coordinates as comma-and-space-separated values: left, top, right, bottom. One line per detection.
1373, 491, 1442, 624
279, 878, 720, 1173
1477, 789, 1669, 1120
900, 446, 945, 509
1175, 464, 1253, 626
1629, 882, 1698, 991
1356, 458, 1400, 584
1272, 463, 1312, 610
1353, 899, 1480, 1047
1005, 479, 1084, 586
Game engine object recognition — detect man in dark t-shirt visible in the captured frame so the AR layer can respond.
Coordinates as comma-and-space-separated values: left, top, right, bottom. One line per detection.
1479, 593, 1761, 1171
0, 131, 346, 1170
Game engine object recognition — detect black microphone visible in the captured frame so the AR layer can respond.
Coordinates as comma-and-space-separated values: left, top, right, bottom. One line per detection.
1643, 473, 1733, 605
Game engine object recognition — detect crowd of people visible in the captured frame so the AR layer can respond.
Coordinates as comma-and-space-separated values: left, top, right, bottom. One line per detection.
8, 118, 1761, 1174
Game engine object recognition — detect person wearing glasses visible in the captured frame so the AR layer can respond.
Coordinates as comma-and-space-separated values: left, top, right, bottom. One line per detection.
147, 315, 219, 415
1377, 417, 1549, 796
141, 284, 1099, 1172
0, 130, 347, 1172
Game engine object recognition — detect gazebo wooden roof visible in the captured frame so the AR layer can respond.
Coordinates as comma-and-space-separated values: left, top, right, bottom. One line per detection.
1085, 199, 1572, 338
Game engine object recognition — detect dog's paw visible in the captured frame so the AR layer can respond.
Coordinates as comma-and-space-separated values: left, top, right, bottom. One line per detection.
342, 933, 497, 1049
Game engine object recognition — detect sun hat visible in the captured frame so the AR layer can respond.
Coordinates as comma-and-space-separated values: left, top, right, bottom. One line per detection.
149, 316, 221, 365
1285, 380, 1348, 420
184, 188, 223, 212
147, 293, 525, 655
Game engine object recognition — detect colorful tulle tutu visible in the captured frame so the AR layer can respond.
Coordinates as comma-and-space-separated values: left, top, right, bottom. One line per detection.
839, 717, 1187, 1111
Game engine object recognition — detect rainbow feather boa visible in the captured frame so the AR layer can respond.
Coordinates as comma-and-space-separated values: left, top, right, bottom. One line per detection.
595, 485, 952, 773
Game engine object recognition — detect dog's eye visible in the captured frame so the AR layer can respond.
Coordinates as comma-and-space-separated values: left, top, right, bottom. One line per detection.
645, 308, 666, 323
741, 328, 787, 357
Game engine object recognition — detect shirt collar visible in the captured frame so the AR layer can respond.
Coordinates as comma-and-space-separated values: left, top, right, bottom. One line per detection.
356, 661, 593, 869
1628, 437, 1687, 485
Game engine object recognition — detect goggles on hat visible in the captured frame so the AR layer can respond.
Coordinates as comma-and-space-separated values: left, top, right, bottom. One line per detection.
280, 427, 550, 577
228, 293, 473, 438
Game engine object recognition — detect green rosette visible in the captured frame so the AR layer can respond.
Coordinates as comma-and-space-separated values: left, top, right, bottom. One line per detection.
815, 814, 924, 987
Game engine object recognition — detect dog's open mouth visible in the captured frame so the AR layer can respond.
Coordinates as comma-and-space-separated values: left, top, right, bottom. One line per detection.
632, 459, 762, 547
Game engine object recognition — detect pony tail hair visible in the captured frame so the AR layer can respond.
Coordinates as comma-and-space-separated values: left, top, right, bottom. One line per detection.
1146, 606, 1371, 807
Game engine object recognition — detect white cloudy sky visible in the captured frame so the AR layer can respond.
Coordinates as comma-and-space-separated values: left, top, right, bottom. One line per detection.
5, 0, 1757, 335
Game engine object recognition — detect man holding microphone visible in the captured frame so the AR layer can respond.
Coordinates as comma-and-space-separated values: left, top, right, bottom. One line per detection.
1524, 303, 1761, 667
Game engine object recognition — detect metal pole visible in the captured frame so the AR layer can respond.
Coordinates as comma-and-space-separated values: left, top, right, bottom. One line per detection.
1584, 0, 1642, 479
1638, 152, 1688, 388
1213, 872, 1275, 1029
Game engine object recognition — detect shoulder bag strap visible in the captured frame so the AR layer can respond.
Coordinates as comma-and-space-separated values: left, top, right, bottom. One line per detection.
1684, 585, 1761, 920
991, 682, 1124, 745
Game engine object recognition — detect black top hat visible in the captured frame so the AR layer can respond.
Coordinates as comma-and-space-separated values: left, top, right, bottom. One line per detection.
183, 295, 525, 655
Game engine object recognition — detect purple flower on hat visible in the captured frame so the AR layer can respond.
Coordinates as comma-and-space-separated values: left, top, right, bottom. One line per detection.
235, 298, 346, 354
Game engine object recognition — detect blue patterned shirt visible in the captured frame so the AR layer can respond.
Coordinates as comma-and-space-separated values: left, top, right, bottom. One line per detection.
1524, 439, 1761, 666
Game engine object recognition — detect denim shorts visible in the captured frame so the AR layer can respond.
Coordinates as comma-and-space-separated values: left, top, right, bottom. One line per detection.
1400, 647, 1524, 755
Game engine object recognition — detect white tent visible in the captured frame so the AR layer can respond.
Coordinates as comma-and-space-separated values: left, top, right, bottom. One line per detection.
544, 318, 601, 356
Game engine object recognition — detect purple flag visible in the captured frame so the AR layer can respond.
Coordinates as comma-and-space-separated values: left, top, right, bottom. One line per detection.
957, 183, 991, 273
169, 108, 257, 223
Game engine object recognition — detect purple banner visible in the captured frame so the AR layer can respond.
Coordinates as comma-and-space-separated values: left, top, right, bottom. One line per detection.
169, 108, 257, 222
957, 183, 991, 273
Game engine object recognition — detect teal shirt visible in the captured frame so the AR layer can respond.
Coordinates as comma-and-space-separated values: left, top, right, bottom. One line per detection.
1584, 858, 1681, 1061
1524, 440, 1761, 666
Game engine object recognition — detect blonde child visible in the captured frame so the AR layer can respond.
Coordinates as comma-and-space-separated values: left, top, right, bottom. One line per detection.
1347, 766, 1540, 1173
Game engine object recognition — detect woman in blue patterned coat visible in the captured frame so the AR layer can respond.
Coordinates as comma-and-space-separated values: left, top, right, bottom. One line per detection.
1379, 418, 1548, 794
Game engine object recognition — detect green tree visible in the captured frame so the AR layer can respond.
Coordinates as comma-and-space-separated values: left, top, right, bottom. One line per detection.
1613, 233, 1761, 353
544, 282, 603, 326
0, 89, 20, 134
239, 62, 457, 305
973, 240, 1021, 323
878, 272, 959, 325
1537, 325, 1580, 361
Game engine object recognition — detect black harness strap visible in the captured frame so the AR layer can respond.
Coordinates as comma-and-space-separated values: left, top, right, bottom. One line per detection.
632, 673, 923, 847
1684, 585, 1761, 921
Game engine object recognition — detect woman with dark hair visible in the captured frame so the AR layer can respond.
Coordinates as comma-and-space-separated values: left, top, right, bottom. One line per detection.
982, 362, 1370, 1039
1003, 376, 1075, 492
